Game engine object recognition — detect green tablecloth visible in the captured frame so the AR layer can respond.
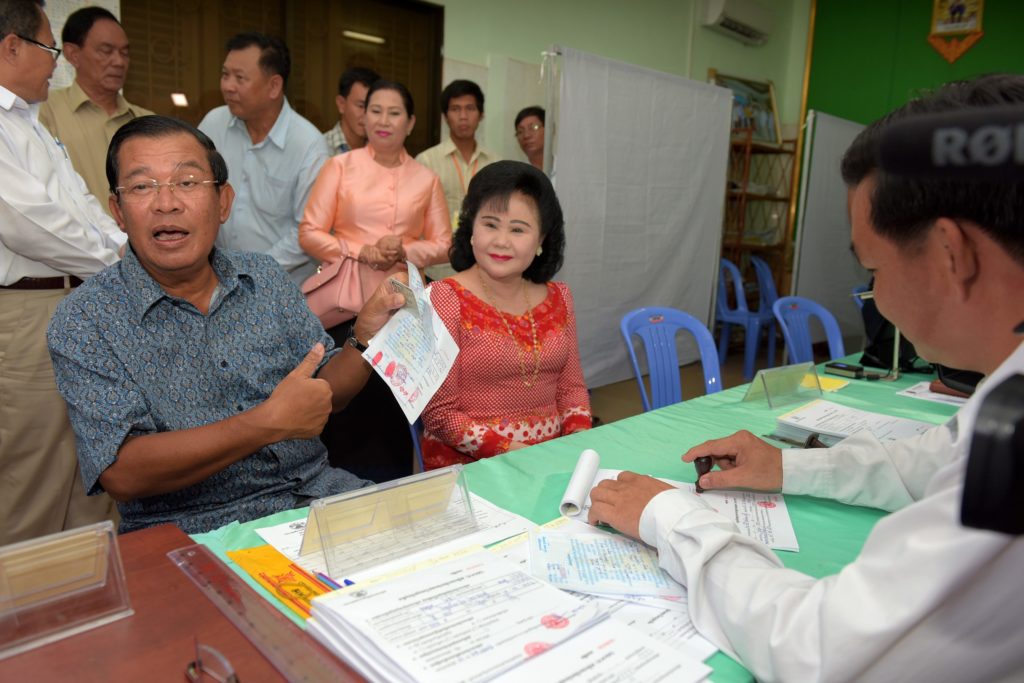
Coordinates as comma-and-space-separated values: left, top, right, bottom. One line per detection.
193, 364, 957, 682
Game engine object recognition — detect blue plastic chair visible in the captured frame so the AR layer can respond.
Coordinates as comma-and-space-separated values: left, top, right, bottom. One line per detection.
750, 256, 780, 313
716, 258, 776, 381
410, 419, 425, 472
772, 295, 846, 363
851, 284, 870, 311
620, 307, 722, 412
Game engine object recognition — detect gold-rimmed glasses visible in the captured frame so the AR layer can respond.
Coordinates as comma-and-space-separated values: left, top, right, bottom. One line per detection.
114, 176, 220, 203
515, 122, 543, 139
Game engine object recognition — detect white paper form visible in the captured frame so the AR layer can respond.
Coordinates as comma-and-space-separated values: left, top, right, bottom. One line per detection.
363, 262, 458, 422
254, 493, 536, 577
559, 451, 799, 551
530, 531, 686, 599
482, 525, 718, 663
776, 399, 934, 445
897, 381, 969, 407
310, 550, 607, 683
495, 616, 712, 683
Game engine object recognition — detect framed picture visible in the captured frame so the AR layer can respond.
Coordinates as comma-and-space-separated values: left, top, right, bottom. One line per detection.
931, 0, 984, 36
708, 69, 782, 145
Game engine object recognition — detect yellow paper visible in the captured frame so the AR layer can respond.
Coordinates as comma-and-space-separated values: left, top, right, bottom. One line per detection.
227, 544, 329, 619
810, 375, 850, 392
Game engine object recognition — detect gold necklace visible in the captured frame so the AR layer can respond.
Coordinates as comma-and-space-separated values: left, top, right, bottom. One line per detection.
477, 269, 541, 387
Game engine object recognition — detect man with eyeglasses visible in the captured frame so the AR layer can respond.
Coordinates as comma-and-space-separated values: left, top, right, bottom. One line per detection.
46, 115, 406, 534
588, 74, 1024, 681
514, 106, 545, 171
39, 6, 153, 216
0, 0, 125, 545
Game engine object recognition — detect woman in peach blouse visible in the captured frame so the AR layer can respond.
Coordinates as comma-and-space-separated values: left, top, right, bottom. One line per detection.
299, 79, 451, 312
298, 80, 450, 483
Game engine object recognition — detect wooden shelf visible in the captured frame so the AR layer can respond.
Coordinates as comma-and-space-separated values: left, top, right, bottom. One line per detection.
727, 190, 789, 201
721, 128, 798, 294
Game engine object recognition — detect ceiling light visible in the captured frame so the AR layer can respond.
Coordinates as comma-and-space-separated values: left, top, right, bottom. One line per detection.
343, 30, 385, 45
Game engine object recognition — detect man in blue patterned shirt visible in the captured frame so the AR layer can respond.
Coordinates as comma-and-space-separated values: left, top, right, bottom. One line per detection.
47, 115, 405, 534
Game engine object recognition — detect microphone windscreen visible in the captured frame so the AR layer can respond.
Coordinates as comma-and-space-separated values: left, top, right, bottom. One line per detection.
877, 106, 1024, 179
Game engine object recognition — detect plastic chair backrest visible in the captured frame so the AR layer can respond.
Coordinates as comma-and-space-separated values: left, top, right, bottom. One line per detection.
749, 256, 779, 314
717, 258, 749, 317
620, 307, 722, 412
772, 295, 847, 363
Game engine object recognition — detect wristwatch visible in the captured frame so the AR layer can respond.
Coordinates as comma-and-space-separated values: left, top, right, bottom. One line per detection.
346, 335, 368, 353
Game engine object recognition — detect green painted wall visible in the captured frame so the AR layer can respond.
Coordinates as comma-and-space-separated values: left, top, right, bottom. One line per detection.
808, 0, 1024, 125
436, 0, 811, 133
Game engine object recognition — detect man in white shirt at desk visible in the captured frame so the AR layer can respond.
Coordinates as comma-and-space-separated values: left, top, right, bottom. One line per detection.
0, 0, 125, 545
199, 32, 328, 286
590, 73, 1024, 682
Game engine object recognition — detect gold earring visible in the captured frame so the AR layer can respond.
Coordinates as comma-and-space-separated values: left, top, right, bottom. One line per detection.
536, 245, 543, 256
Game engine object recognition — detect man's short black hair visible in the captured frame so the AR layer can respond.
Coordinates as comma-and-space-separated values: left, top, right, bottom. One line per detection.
366, 79, 415, 119
338, 66, 380, 98
0, 0, 44, 42
442, 79, 484, 114
61, 6, 118, 46
450, 160, 565, 283
107, 115, 228, 196
841, 73, 1024, 265
514, 106, 545, 129
225, 32, 290, 87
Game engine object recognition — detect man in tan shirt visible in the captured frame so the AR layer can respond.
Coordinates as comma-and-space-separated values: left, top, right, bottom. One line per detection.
415, 79, 499, 280
39, 6, 152, 213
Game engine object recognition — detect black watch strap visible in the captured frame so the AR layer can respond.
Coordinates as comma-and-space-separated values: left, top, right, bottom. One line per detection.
346, 335, 368, 353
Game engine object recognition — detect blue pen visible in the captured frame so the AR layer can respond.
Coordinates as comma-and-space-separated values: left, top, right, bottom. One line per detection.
343, 579, 355, 586
315, 571, 344, 590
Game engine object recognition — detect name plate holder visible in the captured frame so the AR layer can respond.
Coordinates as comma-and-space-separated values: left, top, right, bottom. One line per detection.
0, 521, 133, 660
743, 361, 823, 409
299, 465, 479, 579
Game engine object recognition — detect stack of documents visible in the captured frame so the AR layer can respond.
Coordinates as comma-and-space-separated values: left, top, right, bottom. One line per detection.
774, 399, 935, 447
307, 550, 712, 682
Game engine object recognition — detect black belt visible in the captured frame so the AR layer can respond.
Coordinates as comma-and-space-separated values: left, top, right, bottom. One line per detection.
0, 276, 84, 290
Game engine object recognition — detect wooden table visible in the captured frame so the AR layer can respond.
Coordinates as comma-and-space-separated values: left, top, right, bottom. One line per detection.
0, 524, 361, 681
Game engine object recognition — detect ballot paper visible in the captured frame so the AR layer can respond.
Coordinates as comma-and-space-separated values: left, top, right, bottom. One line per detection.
774, 399, 936, 447
496, 616, 712, 683
529, 530, 686, 599
488, 526, 718, 663
308, 550, 609, 683
559, 450, 800, 551
362, 262, 458, 422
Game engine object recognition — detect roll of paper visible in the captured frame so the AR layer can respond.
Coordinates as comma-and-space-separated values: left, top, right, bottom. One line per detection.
559, 449, 600, 517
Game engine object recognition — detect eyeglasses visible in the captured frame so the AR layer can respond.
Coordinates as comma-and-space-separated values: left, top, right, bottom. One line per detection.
515, 122, 543, 139
16, 34, 61, 62
185, 640, 238, 683
115, 176, 220, 202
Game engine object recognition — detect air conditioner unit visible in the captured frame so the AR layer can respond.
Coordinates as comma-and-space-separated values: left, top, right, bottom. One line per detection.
701, 0, 774, 46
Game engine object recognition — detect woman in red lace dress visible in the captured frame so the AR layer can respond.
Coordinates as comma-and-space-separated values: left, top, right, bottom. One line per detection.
421, 161, 591, 469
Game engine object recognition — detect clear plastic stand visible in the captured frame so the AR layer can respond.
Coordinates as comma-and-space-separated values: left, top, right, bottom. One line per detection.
743, 361, 823, 408
0, 521, 133, 660
301, 465, 478, 579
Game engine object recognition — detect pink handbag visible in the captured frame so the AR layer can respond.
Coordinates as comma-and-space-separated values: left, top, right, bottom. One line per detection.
301, 257, 363, 328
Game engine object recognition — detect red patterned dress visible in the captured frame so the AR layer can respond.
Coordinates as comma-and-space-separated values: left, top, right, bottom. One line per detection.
421, 279, 592, 469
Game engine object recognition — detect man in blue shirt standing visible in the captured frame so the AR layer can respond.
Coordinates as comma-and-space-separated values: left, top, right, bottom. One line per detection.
47, 115, 404, 533
199, 33, 328, 286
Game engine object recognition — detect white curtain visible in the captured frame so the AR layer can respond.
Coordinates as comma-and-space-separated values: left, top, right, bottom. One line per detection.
552, 46, 732, 388
791, 111, 868, 344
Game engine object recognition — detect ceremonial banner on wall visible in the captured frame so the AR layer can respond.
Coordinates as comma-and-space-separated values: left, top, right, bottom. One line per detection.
927, 0, 985, 64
